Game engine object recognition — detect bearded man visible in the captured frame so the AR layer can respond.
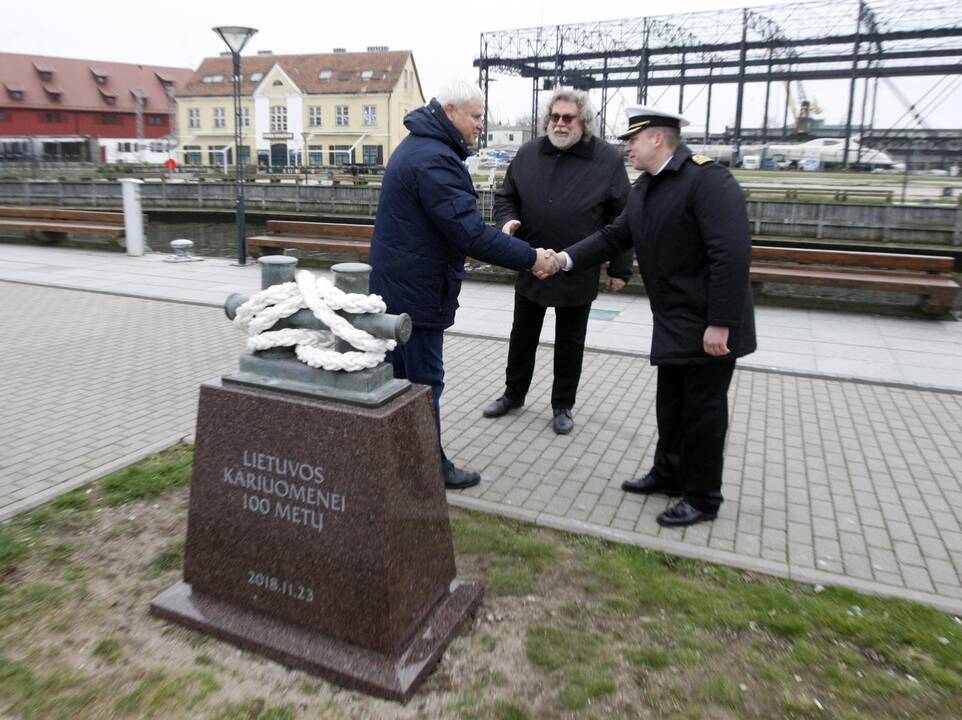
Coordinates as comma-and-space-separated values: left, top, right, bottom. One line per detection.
482, 89, 632, 435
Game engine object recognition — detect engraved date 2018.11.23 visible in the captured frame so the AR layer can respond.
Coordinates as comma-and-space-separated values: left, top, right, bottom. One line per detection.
248, 570, 315, 603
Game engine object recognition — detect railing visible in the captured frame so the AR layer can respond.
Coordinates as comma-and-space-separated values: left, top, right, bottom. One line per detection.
0, 180, 958, 246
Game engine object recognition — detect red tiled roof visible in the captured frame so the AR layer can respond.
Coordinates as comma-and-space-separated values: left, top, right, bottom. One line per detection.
0, 53, 192, 112
180, 50, 418, 97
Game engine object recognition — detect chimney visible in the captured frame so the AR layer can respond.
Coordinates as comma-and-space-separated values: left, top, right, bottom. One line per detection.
333, 48, 347, 53
257, 50, 273, 56
366, 46, 388, 53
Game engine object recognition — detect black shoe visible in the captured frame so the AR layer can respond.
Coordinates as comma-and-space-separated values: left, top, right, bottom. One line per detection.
483, 395, 524, 418
552, 408, 574, 435
445, 466, 481, 490
621, 471, 682, 497
656, 500, 718, 528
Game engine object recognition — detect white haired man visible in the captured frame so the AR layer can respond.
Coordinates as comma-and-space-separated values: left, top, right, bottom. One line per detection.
482, 89, 632, 435
369, 80, 559, 490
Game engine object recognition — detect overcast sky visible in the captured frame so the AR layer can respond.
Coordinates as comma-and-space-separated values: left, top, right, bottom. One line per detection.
3, 0, 958, 135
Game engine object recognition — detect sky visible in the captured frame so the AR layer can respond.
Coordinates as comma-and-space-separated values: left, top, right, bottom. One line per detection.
2, 0, 958, 135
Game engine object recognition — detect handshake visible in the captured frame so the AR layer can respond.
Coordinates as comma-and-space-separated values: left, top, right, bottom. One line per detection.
502, 220, 565, 280
532, 248, 566, 279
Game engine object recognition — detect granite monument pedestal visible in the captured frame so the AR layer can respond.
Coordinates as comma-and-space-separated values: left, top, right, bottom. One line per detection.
150, 259, 483, 701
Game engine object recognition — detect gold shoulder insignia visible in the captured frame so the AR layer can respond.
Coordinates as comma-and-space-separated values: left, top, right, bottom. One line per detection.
691, 154, 713, 165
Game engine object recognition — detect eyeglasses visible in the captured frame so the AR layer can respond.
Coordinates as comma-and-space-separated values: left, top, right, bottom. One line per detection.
549, 113, 577, 125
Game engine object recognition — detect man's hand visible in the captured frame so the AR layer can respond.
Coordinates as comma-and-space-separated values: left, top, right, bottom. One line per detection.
607, 277, 626, 293
502, 219, 521, 236
703, 325, 730, 356
532, 248, 564, 279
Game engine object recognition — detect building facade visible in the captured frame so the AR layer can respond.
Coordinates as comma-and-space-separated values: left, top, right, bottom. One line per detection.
485, 125, 531, 150
176, 48, 424, 170
0, 53, 192, 164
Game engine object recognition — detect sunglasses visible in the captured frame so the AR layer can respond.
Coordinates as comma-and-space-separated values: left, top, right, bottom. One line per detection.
549, 113, 577, 124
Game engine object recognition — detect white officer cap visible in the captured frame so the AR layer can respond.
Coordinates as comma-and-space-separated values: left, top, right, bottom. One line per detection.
619, 105, 690, 140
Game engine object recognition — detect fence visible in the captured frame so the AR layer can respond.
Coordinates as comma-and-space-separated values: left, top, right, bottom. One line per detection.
0, 180, 958, 246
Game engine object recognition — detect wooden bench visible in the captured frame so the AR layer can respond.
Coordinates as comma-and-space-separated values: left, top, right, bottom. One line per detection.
247, 220, 373, 260
750, 246, 960, 313
0, 206, 125, 245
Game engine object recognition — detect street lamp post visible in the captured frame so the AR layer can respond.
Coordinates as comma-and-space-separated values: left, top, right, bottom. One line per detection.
213, 25, 257, 266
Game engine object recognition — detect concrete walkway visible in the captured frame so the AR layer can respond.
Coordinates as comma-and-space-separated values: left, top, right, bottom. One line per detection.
1, 244, 961, 615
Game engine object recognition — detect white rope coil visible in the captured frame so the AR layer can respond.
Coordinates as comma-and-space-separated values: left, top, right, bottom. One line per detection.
233, 270, 396, 372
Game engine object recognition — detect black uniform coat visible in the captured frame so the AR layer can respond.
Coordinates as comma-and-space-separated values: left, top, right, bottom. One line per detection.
566, 144, 757, 365
494, 136, 632, 307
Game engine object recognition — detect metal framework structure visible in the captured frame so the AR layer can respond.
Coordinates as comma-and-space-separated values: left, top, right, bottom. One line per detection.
475, 0, 962, 167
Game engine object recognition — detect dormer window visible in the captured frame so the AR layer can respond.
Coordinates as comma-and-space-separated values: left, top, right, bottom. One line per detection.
42, 84, 63, 102
338, 71, 353, 81
318, 70, 332, 80
90, 67, 109, 85
5, 83, 25, 101
130, 89, 147, 107
33, 62, 54, 82
361, 70, 374, 80
249, 72, 263, 82
99, 87, 118, 105
201, 74, 225, 84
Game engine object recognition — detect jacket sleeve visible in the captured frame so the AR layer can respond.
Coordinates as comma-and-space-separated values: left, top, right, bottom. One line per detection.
493, 159, 521, 229
417, 155, 536, 271
693, 165, 752, 328
566, 203, 633, 271
604, 162, 633, 281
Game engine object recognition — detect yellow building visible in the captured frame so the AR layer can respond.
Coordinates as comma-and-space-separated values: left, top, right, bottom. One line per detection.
175, 48, 424, 169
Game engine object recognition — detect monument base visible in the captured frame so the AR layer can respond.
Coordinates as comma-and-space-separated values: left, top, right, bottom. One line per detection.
151, 578, 483, 702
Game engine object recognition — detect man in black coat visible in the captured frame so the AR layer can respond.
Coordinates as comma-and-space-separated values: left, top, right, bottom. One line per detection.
545, 105, 756, 527
369, 80, 557, 491
482, 89, 633, 435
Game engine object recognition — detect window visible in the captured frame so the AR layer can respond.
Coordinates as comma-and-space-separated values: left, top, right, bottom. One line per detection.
362, 144, 383, 166
208, 145, 231, 167
184, 145, 202, 164
362, 105, 377, 127
188, 108, 200, 129
308, 144, 324, 165
249, 72, 263, 82
99, 114, 120, 125
338, 71, 353, 81
147, 115, 165, 126
318, 70, 332, 80
272, 80, 283, 87
308, 106, 322, 127
508, 133, 514, 142
149, 142, 165, 153
328, 145, 353, 166
239, 145, 252, 164
38, 71, 52, 82
201, 75, 224, 83
404, 69, 410, 91
335, 105, 349, 127
487, 133, 493, 141
104, 95, 117, 106
240, 107, 250, 128
270, 105, 287, 132
10, 90, 23, 100
42, 111, 62, 123
361, 70, 373, 80
213, 107, 226, 129
0, 111, 7, 122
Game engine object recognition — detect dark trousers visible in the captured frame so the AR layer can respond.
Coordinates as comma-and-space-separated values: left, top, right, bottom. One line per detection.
386, 327, 454, 475
504, 293, 592, 410
651, 361, 736, 512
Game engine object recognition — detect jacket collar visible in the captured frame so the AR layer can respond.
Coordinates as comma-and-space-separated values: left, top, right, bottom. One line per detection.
660, 144, 693, 174
538, 134, 595, 159
404, 98, 471, 160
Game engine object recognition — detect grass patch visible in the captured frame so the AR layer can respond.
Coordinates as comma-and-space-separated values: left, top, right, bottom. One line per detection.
0, 657, 100, 718
625, 646, 671, 670
0, 526, 29, 571
115, 670, 219, 715
91, 637, 123, 664
98, 444, 193, 506
0, 583, 65, 631
492, 699, 531, 720
144, 540, 185, 580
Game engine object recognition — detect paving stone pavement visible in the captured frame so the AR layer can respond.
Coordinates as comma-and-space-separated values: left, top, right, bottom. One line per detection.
2, 279, 962, 615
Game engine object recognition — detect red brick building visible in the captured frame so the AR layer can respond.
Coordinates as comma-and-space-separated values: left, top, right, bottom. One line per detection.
0, 53, 192, 163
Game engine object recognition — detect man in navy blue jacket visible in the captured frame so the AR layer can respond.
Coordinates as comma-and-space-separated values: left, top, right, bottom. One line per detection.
370, 80, 556, 490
